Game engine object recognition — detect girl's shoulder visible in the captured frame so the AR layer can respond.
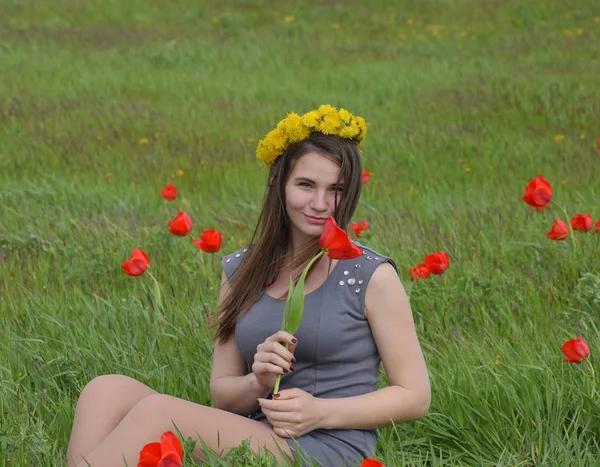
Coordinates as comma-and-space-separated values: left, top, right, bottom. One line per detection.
351, 241, 399, 275
221, 244, 250, 279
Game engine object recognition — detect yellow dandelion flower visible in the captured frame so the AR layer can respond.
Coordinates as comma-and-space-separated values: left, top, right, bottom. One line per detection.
182, 199, 190, 205
318, 104, 337, 115
332, 23, 340, 30
580, 134, 585, 139
576, 28, 584, 35
139, 137, 149, 144
494, 355, 501, 365
562, 179, 567, 185
594, 17, 600, 24
177, 169, 184, 176
247, 137, 255, 142
96, 135, 103, 141
339, 108, 352, 123
140, 355, 145, 363
465, 167, 471, 173
339, 125, 359, 139
284, 15, 296, 23
34, 392, 38, 397
266, 128, 288, 152
18, 372, 22, 377
104, 172, 112, 179
302, 110, 322, 128
320, 113, 343, 134
407, 187, 414, 196
170, 175, 175, 180
237, 239, 247, 246
554, 134, 564, 142
281, 113, 310, 141
460, 31, 468, 37
406, 18, 413, 25
154, 132, 161, 138
355, 116, 367, 143
211, 17, 220, 24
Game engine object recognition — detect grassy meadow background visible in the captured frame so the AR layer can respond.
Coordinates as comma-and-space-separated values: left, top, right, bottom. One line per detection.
1, 0, 600, 465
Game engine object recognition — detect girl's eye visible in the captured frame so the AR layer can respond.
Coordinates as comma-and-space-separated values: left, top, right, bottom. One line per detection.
299, 182, 311, 187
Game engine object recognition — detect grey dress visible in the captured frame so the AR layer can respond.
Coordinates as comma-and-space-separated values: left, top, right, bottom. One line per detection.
221, 242, 398, 467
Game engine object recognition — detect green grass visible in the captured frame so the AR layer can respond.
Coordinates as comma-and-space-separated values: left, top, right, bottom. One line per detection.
1, 0, 600, 465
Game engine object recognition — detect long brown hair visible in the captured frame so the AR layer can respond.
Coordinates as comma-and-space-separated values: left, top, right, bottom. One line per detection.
210, 132, 363, 344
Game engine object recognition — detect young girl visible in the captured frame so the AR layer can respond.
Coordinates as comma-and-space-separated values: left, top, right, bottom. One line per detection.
66, 106, 431, 467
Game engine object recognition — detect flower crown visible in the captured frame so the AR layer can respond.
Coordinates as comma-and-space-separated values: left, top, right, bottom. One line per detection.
256, 104, 368, 166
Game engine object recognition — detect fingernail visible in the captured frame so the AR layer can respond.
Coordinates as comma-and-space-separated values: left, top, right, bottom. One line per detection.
291, 338, 298, 344
256, 399, 261, 404
283, 369, 289, 373
273, 393, 280, 398
291, 357, 297, 364
290, 366, 295, 371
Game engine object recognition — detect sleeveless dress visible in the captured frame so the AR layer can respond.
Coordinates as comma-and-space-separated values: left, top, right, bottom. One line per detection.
221, 242, 398, 467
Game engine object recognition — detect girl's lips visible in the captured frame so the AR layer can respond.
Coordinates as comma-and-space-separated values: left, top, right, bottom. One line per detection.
304, 214, 327, 225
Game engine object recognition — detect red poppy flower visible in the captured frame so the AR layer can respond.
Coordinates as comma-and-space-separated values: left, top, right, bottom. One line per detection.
138, 431, 183, 467
193, 229, 222, 253
319, 217, 363, 259
361, 169, 371, 185
361, 459, 385, 467
350, 219, 369, 238
570, 213, 593, 232
161, 184, 178, 201
409, 264, 430, 281
595, 219, 600, 234
561, 337, 590, 364
424, 252, 450, 275
522, 175, 553, 211
121, 248, 150, 277
546, 219, 569, 241
168, 212, 192, 236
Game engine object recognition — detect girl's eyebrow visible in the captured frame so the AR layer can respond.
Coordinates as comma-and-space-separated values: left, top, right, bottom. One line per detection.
294, 176, 345, 186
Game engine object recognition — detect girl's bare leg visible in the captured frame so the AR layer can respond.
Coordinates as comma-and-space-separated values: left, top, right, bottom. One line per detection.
66, 375, 158, 466
75, 393, 295, 467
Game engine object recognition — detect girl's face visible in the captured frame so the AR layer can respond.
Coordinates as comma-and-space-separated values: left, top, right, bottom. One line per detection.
284, 151, 343, 246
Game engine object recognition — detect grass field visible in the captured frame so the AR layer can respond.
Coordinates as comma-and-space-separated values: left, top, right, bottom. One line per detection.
1, 0, 600, 465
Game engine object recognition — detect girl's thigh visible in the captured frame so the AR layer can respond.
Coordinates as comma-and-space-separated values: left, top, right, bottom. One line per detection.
122, 394, 294, 464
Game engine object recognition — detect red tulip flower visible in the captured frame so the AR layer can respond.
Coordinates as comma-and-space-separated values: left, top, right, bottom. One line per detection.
319, 217, 363, 260
361, 169, 372, 185
168, 212, 192, 236
522, 175, 553, 211
138, 431, 183, 467
570, 213, 593, 232
350, 219, 369, 238
361, 459, 385, 467
161, 184, 178, 201
546, 219, 569, 241
595, 219, 600, 234
193, 229, 222, 253
424, 252, 450, 275
121, 248, 150, 277
561, 337, 590, 364
409, 264, 430, 281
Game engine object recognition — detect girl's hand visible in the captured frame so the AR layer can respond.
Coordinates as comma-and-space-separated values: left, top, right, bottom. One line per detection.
258, 388, 325, 438
252, 331, 297, 390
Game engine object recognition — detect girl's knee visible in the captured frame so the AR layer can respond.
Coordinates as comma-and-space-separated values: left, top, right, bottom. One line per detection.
78, 374, 151, 406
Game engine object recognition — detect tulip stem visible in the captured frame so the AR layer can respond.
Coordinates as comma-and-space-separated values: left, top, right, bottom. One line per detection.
273, 249, 326, 395
586, 359, 597, 400
146, 271, 163, 316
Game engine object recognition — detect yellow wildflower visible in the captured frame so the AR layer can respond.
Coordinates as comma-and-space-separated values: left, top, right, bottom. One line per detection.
247, 137, 255, 142
302, 110, 322, 127
554, 134, 564, 142
139, 137, 149, 144
97, 135, 103, 141
182, 199, 190, 205
406, 18, 413, 25
211, 17, 219, 24
320, 113, 342, 134
282, 113, 310, 141
355, 116, 367, 143
177, 170, 184, 176
104, 172, 112, 179
494, 355, 501, 365
460, 31, 468, 37
594, 17, 600, 24
331, 23, 340, 30
339, 108, 352, 123
340, 125, 359, 139
465, 167, 471, 173
154, 132, 161, 138
576, 28, 584, 35
284, 15, 296, 23
237, 239, 247, 246
318, 104, 337, 115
